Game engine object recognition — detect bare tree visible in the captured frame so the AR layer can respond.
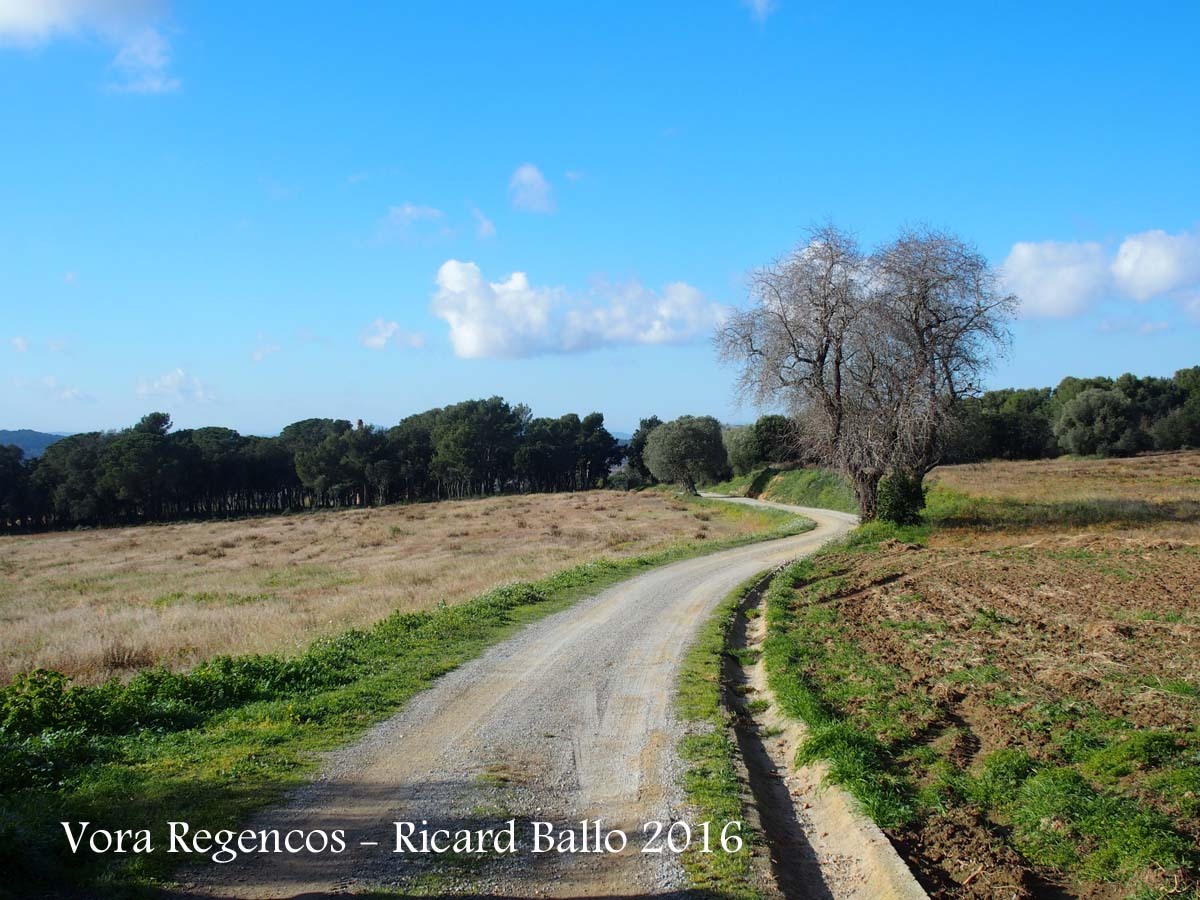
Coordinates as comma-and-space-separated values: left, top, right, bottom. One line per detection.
872, 227, 1017, 480
717, 224, 1015, 519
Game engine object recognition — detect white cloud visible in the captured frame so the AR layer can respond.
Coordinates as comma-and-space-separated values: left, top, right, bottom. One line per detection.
742, 0, 776, 24
360, 318, 425, 351
508, 164, 554, 213
0, 1, 180, 94
251, 334, 280, 362
108, 24, 177, 93
472, 207, 496, 238
1001, 240, 1109, 318
1111, 229, 1200, 302
387, 202, 443, 224
430, 260, 726, 359
10, 336, 29, 352
377, 202, 448, 242
13, 374, 92, 402
1003, 227, 1200, 320
0, 0, 106, 43
136, 368, 215, 403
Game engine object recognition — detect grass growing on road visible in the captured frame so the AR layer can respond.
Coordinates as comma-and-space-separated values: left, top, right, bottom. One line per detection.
675, 574, 770, 900
0, 499, 811, 899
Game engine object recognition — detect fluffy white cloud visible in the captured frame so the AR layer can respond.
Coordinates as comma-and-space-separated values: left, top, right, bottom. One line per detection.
1001, 240, 1109, 318
430, 260, 726, 359
1111, 229, 1200, 302
10, 336, 29, 352
508, 164, 554, 213
743, 0, 776, 24
472, 207, 496, 238
136, 368, 214, 403
0, 1, 179, 93
360, 318, 425, 351
1003, 227, 1200, 320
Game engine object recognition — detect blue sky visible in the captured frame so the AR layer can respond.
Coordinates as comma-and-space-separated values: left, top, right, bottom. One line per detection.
2, 1, 1198, 435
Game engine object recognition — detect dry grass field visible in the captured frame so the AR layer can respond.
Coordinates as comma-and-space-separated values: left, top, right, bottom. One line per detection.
930, 450, 1200, 543
0, 490, 780, 685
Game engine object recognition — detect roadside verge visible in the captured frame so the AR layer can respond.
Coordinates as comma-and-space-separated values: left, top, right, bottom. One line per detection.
677, 506, 928, 900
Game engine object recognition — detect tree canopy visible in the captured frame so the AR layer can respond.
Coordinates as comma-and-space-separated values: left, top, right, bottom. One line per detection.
644, 415, 729, 493
0, 397, 623, 532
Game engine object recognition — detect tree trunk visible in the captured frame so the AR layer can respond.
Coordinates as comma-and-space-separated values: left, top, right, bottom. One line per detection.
852, 471, 880, 520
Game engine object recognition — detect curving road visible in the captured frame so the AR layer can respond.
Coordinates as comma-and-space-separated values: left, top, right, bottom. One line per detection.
180, 498, 857, 898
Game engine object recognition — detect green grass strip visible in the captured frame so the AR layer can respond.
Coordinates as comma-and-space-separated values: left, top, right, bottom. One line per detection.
674, 573, 768, 900
760, 534, 921, 829
705, 467, 858, 514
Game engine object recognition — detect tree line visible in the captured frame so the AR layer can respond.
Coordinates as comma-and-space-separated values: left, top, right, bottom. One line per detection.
945, 368, 1200, 462
0, 398, 622, 532
711, 370, 1200, 475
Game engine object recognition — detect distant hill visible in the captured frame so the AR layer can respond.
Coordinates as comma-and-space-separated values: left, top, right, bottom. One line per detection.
0, 429, 67, 458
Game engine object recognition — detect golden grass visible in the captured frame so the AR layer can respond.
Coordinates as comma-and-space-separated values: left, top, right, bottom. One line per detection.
932, 449, 1200, 503
929, 450, 1200, 543
0, 491, 778, 685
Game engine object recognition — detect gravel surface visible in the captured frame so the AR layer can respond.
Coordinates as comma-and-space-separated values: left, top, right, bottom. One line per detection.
178, 499, 856, 898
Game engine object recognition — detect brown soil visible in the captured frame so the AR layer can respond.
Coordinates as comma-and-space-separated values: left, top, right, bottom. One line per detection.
841, 537, 1198, 737
802, 452, 1200, 898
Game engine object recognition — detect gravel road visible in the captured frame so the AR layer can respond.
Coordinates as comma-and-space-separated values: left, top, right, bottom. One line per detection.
180, 498, 857, 898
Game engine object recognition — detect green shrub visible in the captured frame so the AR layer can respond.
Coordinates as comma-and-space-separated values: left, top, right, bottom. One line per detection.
0, 670, 80, 735
877, 472, 926, 525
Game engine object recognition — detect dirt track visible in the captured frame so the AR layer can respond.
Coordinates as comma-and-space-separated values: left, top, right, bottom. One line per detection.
179, 500, 857, 898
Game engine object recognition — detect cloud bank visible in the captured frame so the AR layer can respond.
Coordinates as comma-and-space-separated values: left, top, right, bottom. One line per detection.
430, 260, 726, 359
1002, 227, 1200, 321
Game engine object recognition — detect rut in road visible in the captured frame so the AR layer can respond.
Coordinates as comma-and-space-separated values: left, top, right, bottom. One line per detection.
178, 499, 858, 898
